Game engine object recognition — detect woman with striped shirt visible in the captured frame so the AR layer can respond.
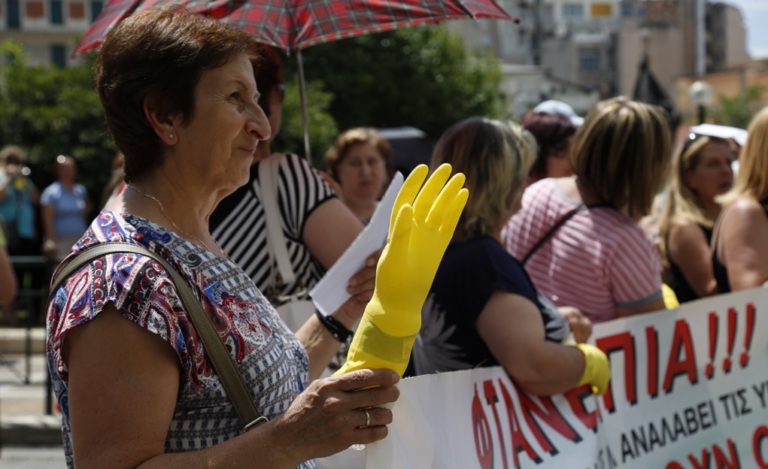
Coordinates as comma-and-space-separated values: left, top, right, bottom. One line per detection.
504, 97, 672, 323
210, 47, 372, 378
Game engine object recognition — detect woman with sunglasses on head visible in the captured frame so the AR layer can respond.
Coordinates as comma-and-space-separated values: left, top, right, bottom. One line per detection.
658, 133, 734, 302
712, 107, 768, 292
505, 97, 672, 323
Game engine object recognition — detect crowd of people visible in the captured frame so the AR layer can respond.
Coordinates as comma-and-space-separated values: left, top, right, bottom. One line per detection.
0, 6, 762, 468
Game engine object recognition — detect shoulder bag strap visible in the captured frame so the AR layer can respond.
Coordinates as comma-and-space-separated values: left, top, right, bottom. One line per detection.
50, 242, 266, 432
258, 154, 296, 286
521, 203, 586, 265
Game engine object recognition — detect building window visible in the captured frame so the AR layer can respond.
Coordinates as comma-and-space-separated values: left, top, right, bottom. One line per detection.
591, 3, 613, 18
50, 0, 63, 24
90, 0, 103, 21
51, 44, 67, 68
7, 0, 21, 28
562, 3, 584, 18
579, 47, 601, 72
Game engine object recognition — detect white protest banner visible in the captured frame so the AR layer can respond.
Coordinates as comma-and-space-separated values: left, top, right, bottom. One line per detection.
367, 288, 768, 469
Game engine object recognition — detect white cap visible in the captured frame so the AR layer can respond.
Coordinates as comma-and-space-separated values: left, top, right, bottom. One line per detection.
689, 123, 748, 146
533, 100, 584, 127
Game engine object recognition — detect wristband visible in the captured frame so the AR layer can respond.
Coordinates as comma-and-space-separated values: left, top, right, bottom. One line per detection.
315, 310, 353, 343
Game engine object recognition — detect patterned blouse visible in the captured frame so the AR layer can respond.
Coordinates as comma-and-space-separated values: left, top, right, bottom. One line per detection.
46, 211, 315, 468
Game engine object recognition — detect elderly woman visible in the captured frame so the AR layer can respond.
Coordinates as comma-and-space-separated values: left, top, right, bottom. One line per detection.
323, 127, 392, 224
410, 117, 609, 396
505, 97, 671, 323
712, 106, 768, 292
659, 133, 734, 302
46, 10, 465, 468
209, 47, 371, 356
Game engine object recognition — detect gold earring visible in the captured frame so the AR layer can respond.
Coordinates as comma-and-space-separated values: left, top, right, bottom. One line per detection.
169, 133, 175, 140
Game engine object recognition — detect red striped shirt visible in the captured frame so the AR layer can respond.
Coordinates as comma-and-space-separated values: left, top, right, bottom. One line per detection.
503, 178, 662, 323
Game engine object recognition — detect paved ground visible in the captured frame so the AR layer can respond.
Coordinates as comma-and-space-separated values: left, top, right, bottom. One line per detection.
0, 446, 66, 467
0, 328, 66, 466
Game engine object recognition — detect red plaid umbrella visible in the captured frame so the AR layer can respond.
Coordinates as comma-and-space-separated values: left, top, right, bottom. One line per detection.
75, 0, 516, 157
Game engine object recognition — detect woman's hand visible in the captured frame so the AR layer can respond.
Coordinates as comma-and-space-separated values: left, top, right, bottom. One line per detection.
274, 368, 400, 463
333, 250, 380, 326
558, 306, 592, 343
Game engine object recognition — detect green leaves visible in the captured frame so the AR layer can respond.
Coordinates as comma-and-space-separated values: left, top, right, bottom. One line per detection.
0, 41, 115, 206
278, 26, 504, 162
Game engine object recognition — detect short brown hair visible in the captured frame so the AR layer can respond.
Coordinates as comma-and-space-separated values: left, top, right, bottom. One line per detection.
570, 97, 671, 219
324, 128, 392, 180
96, 8, 259, 181
255, 45, 284, 117
520, 112, 576, 180
431, 117, 536, 242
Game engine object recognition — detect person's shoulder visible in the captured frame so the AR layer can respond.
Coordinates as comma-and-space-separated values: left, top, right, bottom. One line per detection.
669, 217, 705, 240
726, 197, 767, 221
454, 237, 517, 270
40, 181, 61, 200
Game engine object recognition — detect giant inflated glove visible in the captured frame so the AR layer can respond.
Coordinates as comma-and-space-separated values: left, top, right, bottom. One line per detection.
575, 343, 611, 395
335, 164, 468, 377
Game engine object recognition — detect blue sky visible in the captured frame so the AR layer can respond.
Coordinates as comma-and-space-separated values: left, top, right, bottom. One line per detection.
726, 0, 768, 59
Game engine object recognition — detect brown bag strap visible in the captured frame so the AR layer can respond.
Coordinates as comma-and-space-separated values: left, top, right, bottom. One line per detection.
50, 242, 267, 432
521, 204, 586, 265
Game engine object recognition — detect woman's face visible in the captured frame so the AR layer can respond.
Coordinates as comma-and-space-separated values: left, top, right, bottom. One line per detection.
173, 53, 271, 193
685, 140, 735, 203
336, 143, 387, 203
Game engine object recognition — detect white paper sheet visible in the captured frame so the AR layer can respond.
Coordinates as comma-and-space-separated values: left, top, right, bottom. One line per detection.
310, 172, 404, 316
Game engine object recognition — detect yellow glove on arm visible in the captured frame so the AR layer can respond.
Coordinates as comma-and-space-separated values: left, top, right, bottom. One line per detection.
335, 164, 468, 377
576, 343, 611, 395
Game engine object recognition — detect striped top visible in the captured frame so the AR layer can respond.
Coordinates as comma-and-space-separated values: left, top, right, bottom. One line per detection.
504, 178, 662, 323
210, 153, 335, 300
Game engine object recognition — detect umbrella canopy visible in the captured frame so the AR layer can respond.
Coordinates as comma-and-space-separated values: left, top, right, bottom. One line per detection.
75, 0, 516, 159
76, 0, 515, 55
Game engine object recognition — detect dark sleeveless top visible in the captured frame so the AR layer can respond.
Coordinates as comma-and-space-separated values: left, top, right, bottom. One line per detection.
668, 225, 712, 303
711, 200, 768, 294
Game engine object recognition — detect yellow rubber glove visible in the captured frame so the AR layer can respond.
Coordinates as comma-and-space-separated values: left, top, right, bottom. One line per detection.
576, 343, 611, 395
335, 164, 468, 377
662, 283, 679, 309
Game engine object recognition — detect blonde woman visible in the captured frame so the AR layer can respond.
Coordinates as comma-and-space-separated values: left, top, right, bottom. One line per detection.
410, 117, 609, 397
659, 134, 734, 302
712, 107, 768, 292
505, 97, 672, 323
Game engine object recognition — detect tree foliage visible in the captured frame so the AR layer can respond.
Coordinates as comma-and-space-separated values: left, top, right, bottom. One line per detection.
0, 41, 115, 205
277, 26, 505, 163
713, 84, 765, 129
0, 25, 503, 190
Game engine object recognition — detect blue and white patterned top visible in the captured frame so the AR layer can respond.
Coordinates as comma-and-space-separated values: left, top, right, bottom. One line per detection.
47, 211, 315, 468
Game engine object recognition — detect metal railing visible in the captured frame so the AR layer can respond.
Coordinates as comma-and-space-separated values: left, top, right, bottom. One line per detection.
4, 255, 55, 414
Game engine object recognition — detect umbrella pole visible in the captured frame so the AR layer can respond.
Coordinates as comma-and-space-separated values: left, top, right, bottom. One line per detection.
296, 49, 312, 162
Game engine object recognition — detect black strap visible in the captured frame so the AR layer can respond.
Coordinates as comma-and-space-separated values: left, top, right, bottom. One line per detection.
521, 203, 612, 265
50, 242, 267, 432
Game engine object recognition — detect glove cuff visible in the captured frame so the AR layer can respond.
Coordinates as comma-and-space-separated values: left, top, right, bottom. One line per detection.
334, 314, 417, 377
576, 343, 597, 386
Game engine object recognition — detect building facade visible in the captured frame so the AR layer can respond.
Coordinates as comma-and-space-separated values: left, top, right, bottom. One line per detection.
0, 0, 102, 66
